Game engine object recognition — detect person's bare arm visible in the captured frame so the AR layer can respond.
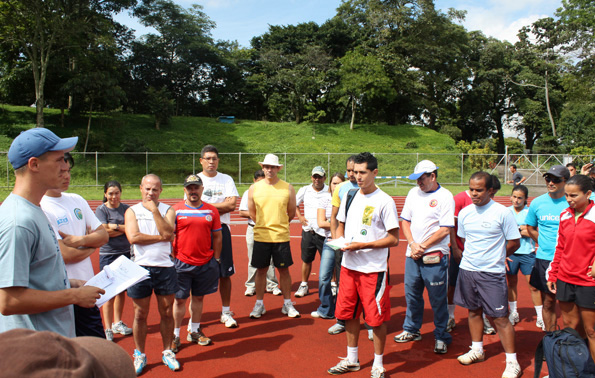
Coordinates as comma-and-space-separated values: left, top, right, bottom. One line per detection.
58, 240, 97, 264
450, 226, 462, 262
419, 227, 451, 251
212, 230, 222, 260
519, 224, 530, 238
296, 207, 308, 226
59, 226, 108, 249
287, 184, 297, 221
401, 220, 423, 259
317, 208, 330, 230
527, 225, 539, 243
125, 208, 167, 245
506, 239, 521, 256
209, 197, 237, 215
102, 223, 125, 238
0, 285, 105, 315
343, 228, 400, 251
330, 206, 340, 239
336, 221, 345, 239
248, 184, 256, 221
239, 210, 251, 219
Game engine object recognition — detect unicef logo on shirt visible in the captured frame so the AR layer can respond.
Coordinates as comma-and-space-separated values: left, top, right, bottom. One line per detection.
73, 208, 83, 220
360, 229, 367, 236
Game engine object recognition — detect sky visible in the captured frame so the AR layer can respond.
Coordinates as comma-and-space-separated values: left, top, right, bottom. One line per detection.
115, 0, 563, 47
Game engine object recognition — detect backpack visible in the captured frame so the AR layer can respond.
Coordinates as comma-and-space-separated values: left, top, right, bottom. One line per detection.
534, 327, 595, 378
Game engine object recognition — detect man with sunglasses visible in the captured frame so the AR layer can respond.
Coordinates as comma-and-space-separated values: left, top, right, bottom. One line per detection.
295, 166, 329, 299
525, 165, 570, 332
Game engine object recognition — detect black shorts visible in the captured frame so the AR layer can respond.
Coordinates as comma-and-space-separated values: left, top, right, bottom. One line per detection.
530, 258, 553, 293
448, 247, 460, 287
218, 224, 235, 278
74, 305, 105, 338
99, 252, 131, 270
127, 266, 178, 299
454, 269, 509, 318
252, 241, 293, 269
174, 258, 219, 299
301, 230, 325, 263
556, 280, 595, 309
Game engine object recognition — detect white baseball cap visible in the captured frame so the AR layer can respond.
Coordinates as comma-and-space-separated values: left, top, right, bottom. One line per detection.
408, 160, 438, 180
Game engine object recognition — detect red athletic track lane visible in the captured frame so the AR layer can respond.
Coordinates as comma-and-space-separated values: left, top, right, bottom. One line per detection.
85, 197, 551, 378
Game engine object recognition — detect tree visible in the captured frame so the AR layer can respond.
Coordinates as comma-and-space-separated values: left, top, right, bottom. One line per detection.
146, 86, 174, 130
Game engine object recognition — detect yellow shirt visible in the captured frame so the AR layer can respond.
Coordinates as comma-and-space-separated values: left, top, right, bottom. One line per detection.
253, 179, 291, 243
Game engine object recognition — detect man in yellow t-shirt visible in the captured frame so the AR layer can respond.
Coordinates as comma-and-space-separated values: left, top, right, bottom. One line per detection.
247, 154, 299, 318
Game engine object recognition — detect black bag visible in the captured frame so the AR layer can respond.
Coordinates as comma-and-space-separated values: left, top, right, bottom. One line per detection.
534, 327, 595, 378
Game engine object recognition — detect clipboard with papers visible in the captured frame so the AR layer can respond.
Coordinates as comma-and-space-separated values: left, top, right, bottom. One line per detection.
85, 255, 150, 307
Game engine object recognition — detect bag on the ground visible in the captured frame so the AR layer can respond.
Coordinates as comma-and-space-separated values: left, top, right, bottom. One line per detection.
534, 327, 595, 378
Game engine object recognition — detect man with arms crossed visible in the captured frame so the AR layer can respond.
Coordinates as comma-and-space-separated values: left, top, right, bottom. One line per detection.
248, 154, 300, 319
198, 145, 239, 328
327, 152, 399, 378
455, 171, 521, 378
171, 174, 222, 351
125, 174, 179, 374
525, 165, 569, 331
394, 160, 453, 354
0, 128, 103, 337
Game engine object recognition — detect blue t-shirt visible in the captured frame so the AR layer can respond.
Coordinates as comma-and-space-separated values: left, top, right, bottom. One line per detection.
508, 206, 535, 255
0, 194, 75, 337
458, 200, 521, 274
338, 181, 359, 203
525, 193, 568, 261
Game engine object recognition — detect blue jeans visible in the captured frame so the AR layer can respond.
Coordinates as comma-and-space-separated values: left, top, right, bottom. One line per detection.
316, 240, 336, 318
403, 255, 451, 344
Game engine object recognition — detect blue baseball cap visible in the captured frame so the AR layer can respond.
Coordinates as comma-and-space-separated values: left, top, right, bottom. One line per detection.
8, 128, 78, 169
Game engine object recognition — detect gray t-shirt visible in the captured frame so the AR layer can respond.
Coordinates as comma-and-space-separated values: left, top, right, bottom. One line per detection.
512, 171, 523, 185
0, 194, 75, 337
95, 203, 131, 255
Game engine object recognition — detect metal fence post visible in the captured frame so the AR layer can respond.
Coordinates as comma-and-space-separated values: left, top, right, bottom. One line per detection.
328, 152, 330, 176
460, 153, 464, 184
146, 151, 149, 176
192, 152, 195, 174
284, 153, 287, 181
239, 152, 242, 185
95, 152, 99, 186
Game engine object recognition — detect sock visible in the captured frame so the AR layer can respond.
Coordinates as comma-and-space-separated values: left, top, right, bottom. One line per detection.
509, 301, 517, 313
535, 305, 543, 320
191, 322, 200, 332
222, 306, 230, 314
448, 304, 455, 318
505, 353, 518, 363
347, 346, 358, 364
301, 281, 307, 286
471, 341, 484, 353
373, 354, 383, 369
284, 298, 292, 305
163, 349, 172, 355
256, 299, 264, 305
482, 313, 489, 321
173, 328, 180, 338
331, 282, 337, 287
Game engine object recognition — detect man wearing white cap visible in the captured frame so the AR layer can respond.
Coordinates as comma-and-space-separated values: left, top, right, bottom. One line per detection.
0, 128, 104, 337
248, 154, 300, 318
295, 166, 329, 299
394, 160, 454, 355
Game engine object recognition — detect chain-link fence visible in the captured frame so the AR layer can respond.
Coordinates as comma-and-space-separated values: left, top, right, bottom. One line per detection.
0, 151, 592, 188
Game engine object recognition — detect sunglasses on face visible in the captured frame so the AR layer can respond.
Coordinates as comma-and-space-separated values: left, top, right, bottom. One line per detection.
544, 176, 563, 184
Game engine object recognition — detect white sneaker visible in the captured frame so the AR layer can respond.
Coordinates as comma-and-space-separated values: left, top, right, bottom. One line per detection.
457, 348, 485, 365
112, 321, 132, 335
272, 287, 282, 296
502, 360, 522, 378
446, 317, 456, 333
281, 301, 300, 318
368, 329, 374, 341
295, 284, 309, 298
509, 311, 520, 325
328, 322, 345, 335
371, 366, 386, 378
105, 328, 114, 341
244, 286, 256, 296
536, 319, 545, 330
250, 302, 266, 318
331, 283, 338, 296
221, 311, 238, 328
483, 317, 496, 335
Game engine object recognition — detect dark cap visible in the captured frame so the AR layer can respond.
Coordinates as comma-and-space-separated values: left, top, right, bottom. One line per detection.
184, 174, 203, 187
543, 165, 570, 180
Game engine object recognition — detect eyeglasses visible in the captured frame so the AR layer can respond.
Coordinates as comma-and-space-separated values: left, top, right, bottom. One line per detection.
544, 176, 563, 184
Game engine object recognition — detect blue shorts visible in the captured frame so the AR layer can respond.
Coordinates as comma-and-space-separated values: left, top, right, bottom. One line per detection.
506, 253, 535, 276
127, 266, 178, 299
219, 224, 235, 278
454, 268, 509, 318
174, 258, 219, 299
99, 252, 131, 270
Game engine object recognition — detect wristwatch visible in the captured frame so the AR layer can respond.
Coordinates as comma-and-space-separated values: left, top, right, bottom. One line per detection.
115, 224, 120, 231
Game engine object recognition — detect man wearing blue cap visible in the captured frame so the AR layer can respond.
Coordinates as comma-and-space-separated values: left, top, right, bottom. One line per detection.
0, 128, 105, 337
394, 160, 454, 354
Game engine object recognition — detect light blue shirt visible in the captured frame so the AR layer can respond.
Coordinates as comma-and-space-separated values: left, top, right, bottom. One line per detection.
525, 193, 568, 261
509, 206, 535, 255
338, 180, 359, 203
458, 200, 521, 274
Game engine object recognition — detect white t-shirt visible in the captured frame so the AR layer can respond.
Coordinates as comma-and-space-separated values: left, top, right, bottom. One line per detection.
400, 185, 454, 256
199, 172, 239, 225
458, 200, 521, 274
318, 195, 332, 238
130, 202, 173, 267
41, 193, 103, 280
239, 190, 254, 226
296, 184, 329, 236
337, 188, 400, 273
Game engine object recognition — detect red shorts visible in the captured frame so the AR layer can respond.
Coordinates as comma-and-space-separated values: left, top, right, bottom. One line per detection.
335, 266, 391, 327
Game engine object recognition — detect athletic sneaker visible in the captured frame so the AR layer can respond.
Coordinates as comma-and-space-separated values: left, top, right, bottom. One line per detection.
502, 360, 522, 378
295, 284, 309, 298
171, 336, 180, 353
434, 339, 447, 354
457, 348, 485, 365
133, 349, 146, 376
112, 321, 133, 335
536, 319, 545, 330
509, 311, 520, 326
187, 328, 211, 346
105, 328, 114, 341
394, 330, 421, 343
250, 302, 266, 318
311, 311, 333, 319
272, 287, 282, 296
368, 329, 374, 341
446, 317, 456, 333
327, 357, 361, 375
162, 350, 180, 371
331, 283, 338, 296
221, 311, 238, 328
371, 366, 386, 378
244, 286, 256, 296
328, 322, 346, 335
483, 317, 496, 335
282, 301, 300, 318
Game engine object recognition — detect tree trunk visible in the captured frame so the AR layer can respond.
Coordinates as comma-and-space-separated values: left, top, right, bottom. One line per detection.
84, 101, 93, 153
350, 95, 356, 130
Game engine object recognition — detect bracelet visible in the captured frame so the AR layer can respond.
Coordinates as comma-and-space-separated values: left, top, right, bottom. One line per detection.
216, 258, 221, 263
